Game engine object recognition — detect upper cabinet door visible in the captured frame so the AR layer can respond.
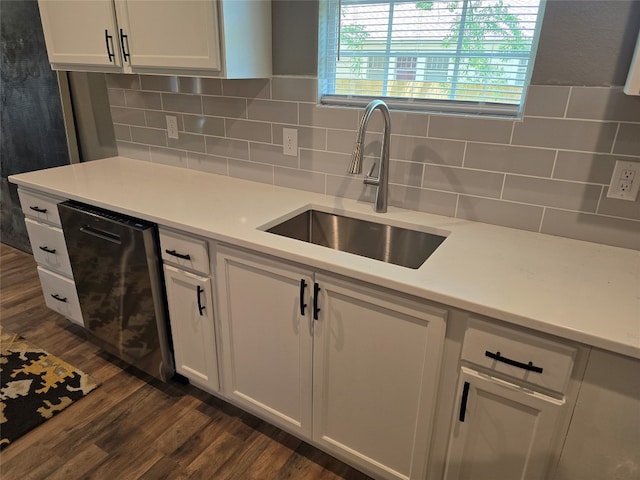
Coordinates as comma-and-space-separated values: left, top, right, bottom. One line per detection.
38, 0, 122, 68
117, 0, 221, 71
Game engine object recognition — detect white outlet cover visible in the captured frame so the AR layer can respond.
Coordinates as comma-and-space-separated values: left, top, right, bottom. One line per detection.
166, 115, 179, 139
606, 160, 640, 201
282, 128, 298, 157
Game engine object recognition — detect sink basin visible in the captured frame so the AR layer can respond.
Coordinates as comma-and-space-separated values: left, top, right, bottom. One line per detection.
266, 209, 446, 269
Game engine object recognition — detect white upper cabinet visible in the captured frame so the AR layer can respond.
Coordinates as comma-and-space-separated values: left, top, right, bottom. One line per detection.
38, 0, 122, 69
116, 0, 221, 71
37, 0, 271, 78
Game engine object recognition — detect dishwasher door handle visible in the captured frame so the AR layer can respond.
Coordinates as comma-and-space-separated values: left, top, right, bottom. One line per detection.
80, 225, 122, 244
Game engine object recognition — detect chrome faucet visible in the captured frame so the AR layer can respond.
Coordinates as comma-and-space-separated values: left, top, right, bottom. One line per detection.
349, 99, 391, 213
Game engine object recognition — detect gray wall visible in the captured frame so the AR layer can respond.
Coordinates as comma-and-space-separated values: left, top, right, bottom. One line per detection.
271, 0, 640, 85
1, 0, 70, 252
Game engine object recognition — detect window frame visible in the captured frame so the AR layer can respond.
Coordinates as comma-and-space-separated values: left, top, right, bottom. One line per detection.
317, 0, 547, 118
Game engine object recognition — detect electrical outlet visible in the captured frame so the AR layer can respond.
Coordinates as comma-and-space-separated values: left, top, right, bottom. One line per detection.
282, 128, 298, 157
607, 160, 640, 201
166, 115, 179, 139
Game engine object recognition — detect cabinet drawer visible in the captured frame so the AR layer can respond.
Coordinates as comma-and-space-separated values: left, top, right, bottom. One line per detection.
37, 266, 83, 326
159, 228, 209, 274
18, 189, 63, 226
25, 218, 73, 277
461, 318, 577, 395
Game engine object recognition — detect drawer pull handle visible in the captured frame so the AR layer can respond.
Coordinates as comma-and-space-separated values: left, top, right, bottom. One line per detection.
30, 206, 47, 213
119, 29, 130, 62
51, 294, 68, 303
196, 285, 205, 316
459, 381, 470, 422
485, 350, 543, 374
165, 249, 191, 261
313, 282, 321, 320
39, 246, 57, 254
299, 279, 307, 316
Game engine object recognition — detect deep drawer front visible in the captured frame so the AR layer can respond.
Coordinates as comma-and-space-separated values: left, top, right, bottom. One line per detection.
159, 228, 209, 274
25, 218, 73, 277
18, 189, 63, 226
461, 318, 577, 395
37, 266, 83, 326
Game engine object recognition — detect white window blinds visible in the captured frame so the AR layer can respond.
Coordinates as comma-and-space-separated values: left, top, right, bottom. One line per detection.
318, 0, 546, 116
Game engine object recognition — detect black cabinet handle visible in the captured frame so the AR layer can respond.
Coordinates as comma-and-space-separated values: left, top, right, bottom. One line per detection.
29, 206, 47, 213
39, 246, 57, 254
165, 249, 191, 260
105, 29, 115, 62
51, 294, 67, 303
485, 350, 544, 374
313, 282, 321, 320
459, 381, 470, 422
197, 285, 205, 316
119, 29, 130, 62
299, 279, 307, 316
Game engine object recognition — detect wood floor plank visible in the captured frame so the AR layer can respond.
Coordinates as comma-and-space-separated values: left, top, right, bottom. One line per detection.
0, 242, 371, 480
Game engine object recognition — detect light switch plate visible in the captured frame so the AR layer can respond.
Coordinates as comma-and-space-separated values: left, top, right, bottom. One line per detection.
606, 160, 640, 201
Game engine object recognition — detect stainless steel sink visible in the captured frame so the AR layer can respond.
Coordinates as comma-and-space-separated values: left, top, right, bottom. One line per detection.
266, 209, 446, 269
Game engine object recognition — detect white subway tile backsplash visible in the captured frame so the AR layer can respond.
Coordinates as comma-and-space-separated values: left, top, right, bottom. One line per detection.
108, 74, 640, 250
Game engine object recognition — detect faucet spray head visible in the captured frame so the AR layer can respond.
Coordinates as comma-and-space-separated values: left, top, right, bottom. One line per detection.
349, 142, 363, 174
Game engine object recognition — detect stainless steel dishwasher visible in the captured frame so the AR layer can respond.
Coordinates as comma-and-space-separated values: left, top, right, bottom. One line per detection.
58, 200, 174, 381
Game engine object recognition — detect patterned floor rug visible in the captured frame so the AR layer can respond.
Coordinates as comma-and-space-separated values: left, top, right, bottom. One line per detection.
0, 327, 99, 449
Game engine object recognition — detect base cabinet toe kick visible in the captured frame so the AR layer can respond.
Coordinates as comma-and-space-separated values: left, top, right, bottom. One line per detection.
16, 187, 639, 480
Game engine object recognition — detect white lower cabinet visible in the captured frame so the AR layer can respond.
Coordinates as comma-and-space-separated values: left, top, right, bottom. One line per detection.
215, 245, 447, 480
443, 367, 563, 480
313, 273, 447, 480
215, 247, 314, 437
163, 265, 218, 393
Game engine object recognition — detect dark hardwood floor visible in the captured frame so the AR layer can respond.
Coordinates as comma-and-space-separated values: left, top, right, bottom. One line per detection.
0, 243, 371, 480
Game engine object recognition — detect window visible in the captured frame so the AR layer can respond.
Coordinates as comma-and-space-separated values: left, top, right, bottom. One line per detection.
318, 0, 545, 116
396, 56, 418, 80
424, 56, 450, 82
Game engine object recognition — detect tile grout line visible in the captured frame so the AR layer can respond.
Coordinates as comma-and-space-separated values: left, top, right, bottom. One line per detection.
610, 123, 621, 154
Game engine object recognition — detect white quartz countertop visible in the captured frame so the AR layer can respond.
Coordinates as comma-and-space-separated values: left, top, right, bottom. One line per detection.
9, 157, 640, 359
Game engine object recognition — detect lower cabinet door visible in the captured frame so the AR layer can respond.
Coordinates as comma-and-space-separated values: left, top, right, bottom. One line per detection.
215, 247, 313, 438
444, 367, 564, 480
163, 265, 219, 393
312, 273, 447, 480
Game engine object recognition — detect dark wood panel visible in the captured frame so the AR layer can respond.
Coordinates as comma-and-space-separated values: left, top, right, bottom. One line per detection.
0, 243, 372, 480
